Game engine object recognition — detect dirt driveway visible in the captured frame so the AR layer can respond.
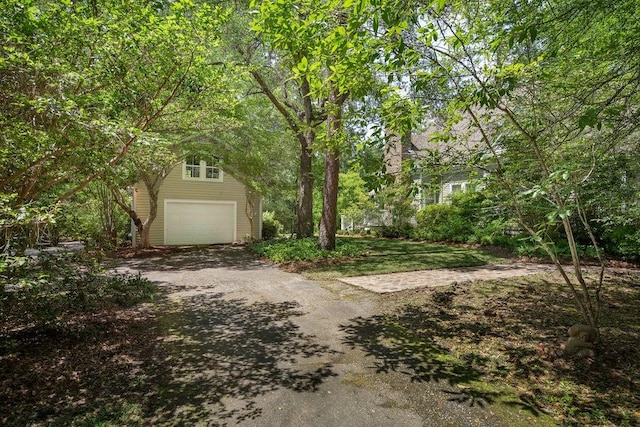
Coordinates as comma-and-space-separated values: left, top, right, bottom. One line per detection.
116, 245, 551, 426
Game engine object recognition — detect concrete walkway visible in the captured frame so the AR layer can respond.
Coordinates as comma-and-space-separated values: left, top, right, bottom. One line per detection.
339, 262, 557, 293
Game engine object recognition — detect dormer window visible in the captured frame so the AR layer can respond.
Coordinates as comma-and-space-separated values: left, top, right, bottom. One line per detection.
183, 154, 222, 182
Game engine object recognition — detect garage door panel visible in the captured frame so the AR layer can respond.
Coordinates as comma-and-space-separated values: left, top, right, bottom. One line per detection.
165, 200, 236, 245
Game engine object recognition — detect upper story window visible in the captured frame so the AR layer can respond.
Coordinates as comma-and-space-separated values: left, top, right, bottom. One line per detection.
183, 154, 223, 182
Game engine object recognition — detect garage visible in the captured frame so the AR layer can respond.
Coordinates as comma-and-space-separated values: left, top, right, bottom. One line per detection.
164, 200, 236, 245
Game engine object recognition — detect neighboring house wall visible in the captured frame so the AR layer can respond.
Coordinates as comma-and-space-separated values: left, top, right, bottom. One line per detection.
132, 163, 261, 246
357, 117, 493, 227
416, 169, 488, 209
404, 117, 493, 211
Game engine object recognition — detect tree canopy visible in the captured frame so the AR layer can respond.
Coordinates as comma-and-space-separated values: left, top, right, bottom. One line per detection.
2, 0, 638, 279
397, 0, 640, 333
0, 0, 230, 207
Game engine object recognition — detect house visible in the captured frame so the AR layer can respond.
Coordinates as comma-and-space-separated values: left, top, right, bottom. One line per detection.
385, 116, 493, 212
338, 113, 497, 230
132, 153, 262, 246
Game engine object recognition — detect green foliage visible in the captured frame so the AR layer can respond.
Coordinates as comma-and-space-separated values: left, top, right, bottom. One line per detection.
374, 223, 414, 239
577, 153, 640, 261
53, 183, 131, 250
414, 191, 480, 242
470, 218, 518, 247
214, 94, 298, 198
599, 225, 640, 262
374, 179, 417, 226
251, 0, 383, 108
261, 211, 283, 240
404, 0, 639, 334
0, 251, 156, 331
250, 237, 361, 263
1, 0, 232, 242
261, 221, 278, 241
0, 193, 56, 254
409, 0, 640, 253
250, 0, 425, 249
412, 190, 539, 249
338, 171, 375, 223
415, 204, 467, 242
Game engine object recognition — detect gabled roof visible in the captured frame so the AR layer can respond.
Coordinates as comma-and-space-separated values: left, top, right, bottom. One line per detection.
410, 115, 491, 166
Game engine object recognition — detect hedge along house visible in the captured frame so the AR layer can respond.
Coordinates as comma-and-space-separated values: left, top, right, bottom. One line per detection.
131, 153, 262, 246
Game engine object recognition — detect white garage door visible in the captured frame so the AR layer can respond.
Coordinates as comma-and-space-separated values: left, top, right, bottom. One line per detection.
164, 200, 236, 245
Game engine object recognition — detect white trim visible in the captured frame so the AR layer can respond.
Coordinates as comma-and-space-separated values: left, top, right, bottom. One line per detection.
164, 199, 237, 245
449, 181, 466, 194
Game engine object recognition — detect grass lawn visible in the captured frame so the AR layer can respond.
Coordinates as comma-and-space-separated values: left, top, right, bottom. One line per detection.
251, 237, 506, 280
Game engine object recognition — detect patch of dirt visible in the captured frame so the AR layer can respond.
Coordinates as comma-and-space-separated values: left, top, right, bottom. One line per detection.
372, 270, 640, 426
0, 305, 166, 426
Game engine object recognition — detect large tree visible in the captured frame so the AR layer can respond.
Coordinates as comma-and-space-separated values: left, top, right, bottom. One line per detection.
405, 0, 640, 338
107, 136, 183, 249
251, 0, 418, 249
0, 0, 226, 249
220, 4, 325, 239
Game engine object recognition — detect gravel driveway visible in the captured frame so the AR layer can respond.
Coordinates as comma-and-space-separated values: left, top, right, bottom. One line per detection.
115, 245, 549, 426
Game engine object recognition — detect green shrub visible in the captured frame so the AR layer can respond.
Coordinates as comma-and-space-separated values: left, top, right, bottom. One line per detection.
470, 218, 521, 247
601, 225, 640, 261
262, 222, 278, 240
374, 223, 414, 239
414, 203, 472, 242
262, 211, 283, 240
0, 252, 156, 331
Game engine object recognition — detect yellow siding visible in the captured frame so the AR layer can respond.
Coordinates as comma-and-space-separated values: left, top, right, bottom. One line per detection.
133, 165, 261, 246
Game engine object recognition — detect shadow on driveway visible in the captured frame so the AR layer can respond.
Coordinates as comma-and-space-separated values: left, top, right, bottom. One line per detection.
1, 291, 337, 425
150, 292, 338, 424
340, 304, 545, 417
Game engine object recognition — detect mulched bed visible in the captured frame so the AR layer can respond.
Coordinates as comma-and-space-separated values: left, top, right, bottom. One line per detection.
371, 269, 640, 425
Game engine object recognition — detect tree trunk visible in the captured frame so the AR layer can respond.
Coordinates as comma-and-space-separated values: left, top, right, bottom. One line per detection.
297, 131, 314, 238
250, 70, 316, 239
110, 186, 144, 244
318, 89, 344, 251
109, 178, 159, 249
318, 148, 340, 250
139, 223, 151, 248
245, 188, 261, 241
297, 77, 316, 239
139, 184, 159, 249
